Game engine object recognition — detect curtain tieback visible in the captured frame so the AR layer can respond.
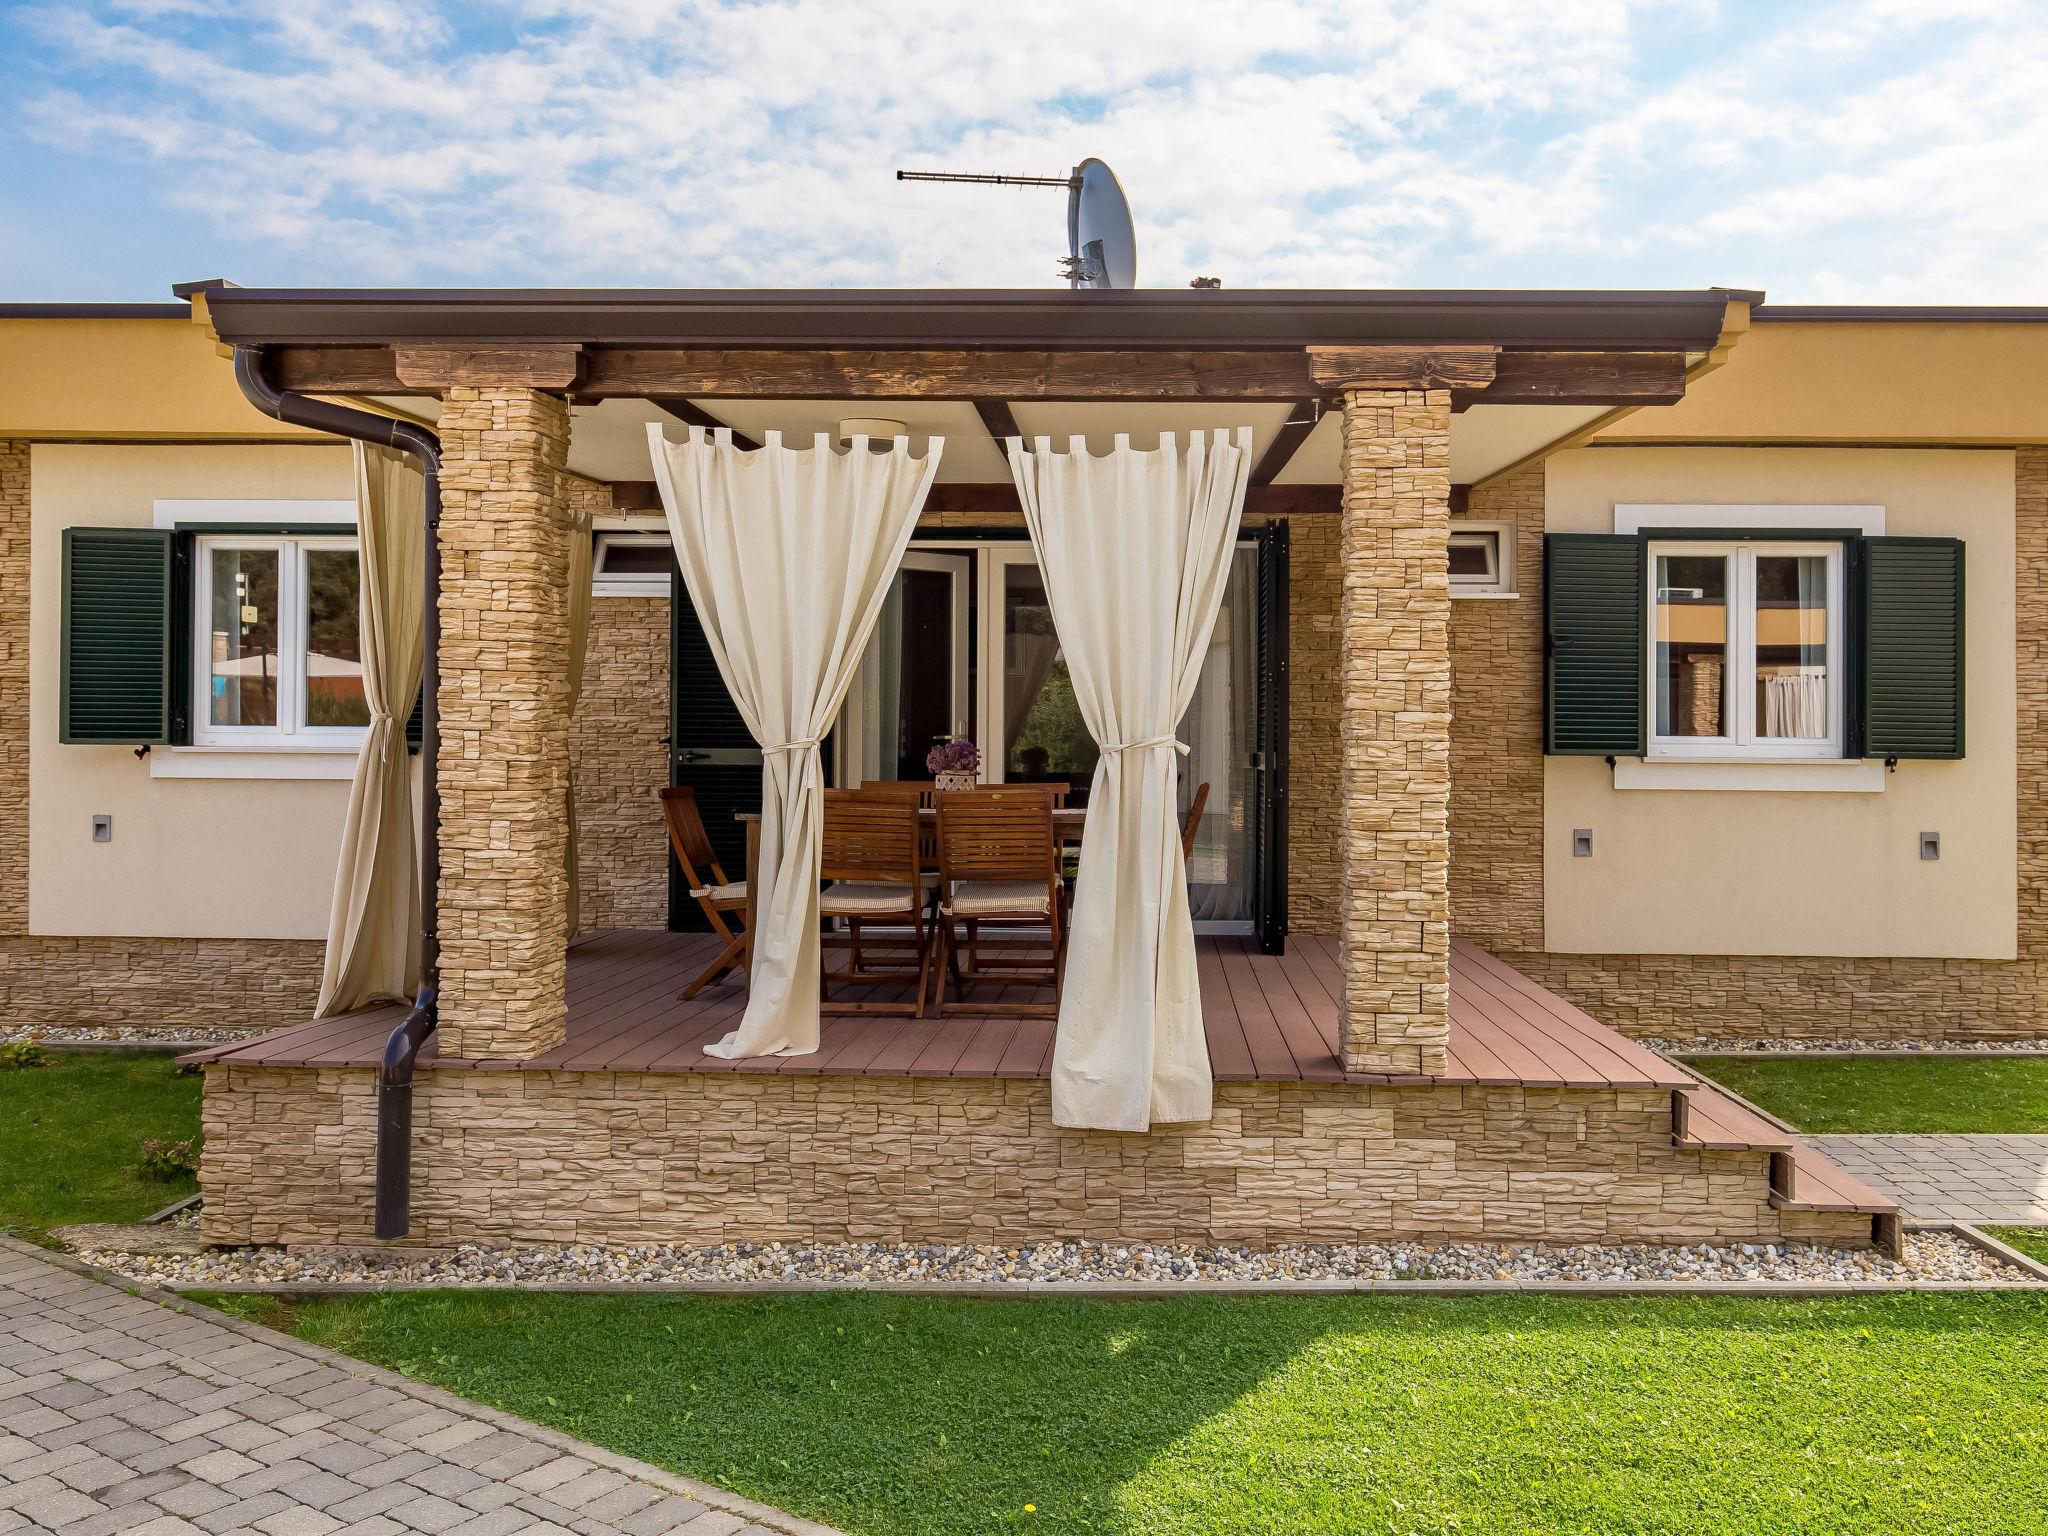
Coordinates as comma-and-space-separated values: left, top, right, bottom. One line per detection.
760, 737, 822, 756
1100, 735, 1189, 755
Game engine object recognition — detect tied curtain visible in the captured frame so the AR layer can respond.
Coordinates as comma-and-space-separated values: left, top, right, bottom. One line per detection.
315, 442, 425, 1017
1008, 429, 1253, 1131
647, 424, 941, 1057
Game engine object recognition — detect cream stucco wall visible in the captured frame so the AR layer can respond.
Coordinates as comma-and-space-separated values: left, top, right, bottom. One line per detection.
1543, 446, 2018, 960
29, 443, 358, 940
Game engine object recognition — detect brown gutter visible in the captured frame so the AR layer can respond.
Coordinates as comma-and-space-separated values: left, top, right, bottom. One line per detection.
202, 286, 1747, 352
232, 345, 441, 1242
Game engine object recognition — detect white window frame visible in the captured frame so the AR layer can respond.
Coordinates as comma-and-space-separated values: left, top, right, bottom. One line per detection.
1646, 538, 1845, 762
190, 534, 368, 752
592, 532, 674, 597
1448, 522, 1514, 597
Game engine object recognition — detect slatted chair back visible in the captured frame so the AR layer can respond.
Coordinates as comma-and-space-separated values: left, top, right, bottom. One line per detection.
658, 786, 730, 892
859, 779, 939, 808
1180, 780, 1211, 863
822, 790, 922, 887
935, 787, 1058, 887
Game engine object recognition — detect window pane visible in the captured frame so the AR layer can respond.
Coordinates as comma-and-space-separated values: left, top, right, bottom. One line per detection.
1755, 553, 1829, 739
598, 540, 672, 575
208, 548, 279, 727
304, 548, 368, 727
1448, 535, 1494, 579
1654, 553, 1729, 738
1003, 563, 1097, 796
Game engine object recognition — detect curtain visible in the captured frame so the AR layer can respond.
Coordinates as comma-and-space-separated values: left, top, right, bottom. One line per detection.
1002, 630, 1062, 753
1008, 429, 1252, 1130
563, 507, 595, 937
315, 442, 424, 1017
647, 424, 940, 1057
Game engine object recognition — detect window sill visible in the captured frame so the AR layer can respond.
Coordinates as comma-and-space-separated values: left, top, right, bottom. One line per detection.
150, 746, 362, 781
1450, 589, 1519, 601
1614, 757, 1886, 793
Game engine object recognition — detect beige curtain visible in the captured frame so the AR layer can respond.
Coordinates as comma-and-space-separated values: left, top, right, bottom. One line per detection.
564, 508, 595, 937
647, 424, 940, 1057
315, 442, 425, 1017
1009, 429, 1252, 1130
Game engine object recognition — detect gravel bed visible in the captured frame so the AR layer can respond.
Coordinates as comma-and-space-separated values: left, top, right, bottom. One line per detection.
1, 1023, 251, 1046
1646, 1036, 2048, 1055
77, 1229, 2027, 1291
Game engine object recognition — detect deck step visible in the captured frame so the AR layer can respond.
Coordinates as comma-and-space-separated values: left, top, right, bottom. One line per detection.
1671, 1084, 1796, 1152
1672, 1081, 1900, 1253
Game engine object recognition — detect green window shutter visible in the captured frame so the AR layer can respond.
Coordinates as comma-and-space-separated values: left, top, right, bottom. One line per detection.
60, 528, 177, 746
1544, 533, 1644, 755
1857, 536, 1964, 759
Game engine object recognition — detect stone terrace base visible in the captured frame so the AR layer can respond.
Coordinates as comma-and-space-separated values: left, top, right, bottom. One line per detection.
199, 1066, 1874, 1252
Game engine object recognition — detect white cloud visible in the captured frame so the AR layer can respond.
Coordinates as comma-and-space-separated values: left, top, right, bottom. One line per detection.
10, 0, 2048, 300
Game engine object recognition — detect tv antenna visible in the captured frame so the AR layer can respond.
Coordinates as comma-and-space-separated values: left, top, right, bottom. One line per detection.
896, 158, 1136, 289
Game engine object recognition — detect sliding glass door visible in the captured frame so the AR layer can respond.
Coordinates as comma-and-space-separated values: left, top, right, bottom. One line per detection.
838, 551, 970, 785
979, 543, 1262, 927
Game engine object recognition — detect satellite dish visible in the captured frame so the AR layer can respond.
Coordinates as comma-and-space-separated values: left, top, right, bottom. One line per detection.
1065, 159, 1135, 289
895, 159, 1136, 289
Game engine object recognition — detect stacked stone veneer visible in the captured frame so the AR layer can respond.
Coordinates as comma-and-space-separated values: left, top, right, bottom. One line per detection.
435, 388, 575, 1059
570, 596, 671, 932
1335, 389, 1454, 1074
199, 1064, 1868, 1250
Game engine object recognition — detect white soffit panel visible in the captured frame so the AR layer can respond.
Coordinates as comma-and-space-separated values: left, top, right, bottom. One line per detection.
1271, 402, 1613, 485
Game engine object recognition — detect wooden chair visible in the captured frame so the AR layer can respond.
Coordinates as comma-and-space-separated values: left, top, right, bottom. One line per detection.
1180, 780, 1211, 863
932, 787, 1065, 1015
658, 786, 748, 1000
819, 789, 932, 1016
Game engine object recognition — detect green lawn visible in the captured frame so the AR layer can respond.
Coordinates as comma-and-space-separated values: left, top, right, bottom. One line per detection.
191, 1288, 2048, 1536
1989, 1227, 2048, 1267
1682, 1055, 2048, 1134
0, 1048, 203, 1242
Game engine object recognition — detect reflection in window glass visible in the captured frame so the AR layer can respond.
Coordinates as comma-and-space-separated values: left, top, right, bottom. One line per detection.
1755, 553, 1829, 739
208, 547, 279, 727
304, 547, 368, 728
1003, 564, 1098, 796
1654, 553, 1729, 738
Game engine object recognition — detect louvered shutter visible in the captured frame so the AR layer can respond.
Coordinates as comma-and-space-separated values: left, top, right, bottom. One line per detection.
1544, 533, 1644, 755
60, 528, 177, 745
404, 688, 424, 750
1856, 537, 1964, 759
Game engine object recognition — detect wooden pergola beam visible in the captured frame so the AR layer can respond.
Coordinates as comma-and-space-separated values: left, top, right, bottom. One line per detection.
1251, 399, 1321, 486
609, 479, 1340, 515
648, 396, 761, 451
264, 343, 1693, 409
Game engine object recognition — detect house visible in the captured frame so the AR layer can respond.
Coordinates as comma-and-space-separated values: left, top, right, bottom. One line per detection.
3, 287, 2044, 1254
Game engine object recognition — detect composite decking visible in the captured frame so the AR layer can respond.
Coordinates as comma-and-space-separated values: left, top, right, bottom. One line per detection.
184, 930, 1692, 1091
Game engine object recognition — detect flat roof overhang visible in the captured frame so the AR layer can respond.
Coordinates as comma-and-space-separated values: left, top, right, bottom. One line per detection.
202, 286, 1754, 353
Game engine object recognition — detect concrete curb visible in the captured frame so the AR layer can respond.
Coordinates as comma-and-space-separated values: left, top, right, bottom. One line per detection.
0, 1233, 849, 1536
1957, 1222, 2048, 1281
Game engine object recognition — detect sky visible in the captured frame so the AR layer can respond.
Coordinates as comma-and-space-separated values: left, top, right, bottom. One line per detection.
0, 0, 2043, 303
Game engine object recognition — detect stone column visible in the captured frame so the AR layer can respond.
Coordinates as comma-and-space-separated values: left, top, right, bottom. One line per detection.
1311, 346, 1496, 1076
432, 386, 576, 1059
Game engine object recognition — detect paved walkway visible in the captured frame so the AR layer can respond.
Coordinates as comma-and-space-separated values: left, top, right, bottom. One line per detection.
1810, 1134, 2048, 1224
0, 1239, 839, 1536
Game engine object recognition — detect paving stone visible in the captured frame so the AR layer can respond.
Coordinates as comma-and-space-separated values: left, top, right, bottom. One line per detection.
10, 1482, 105, 1526
384, 1492, 474, 1533
187, 1447, 268, 1484
253, 1508, 345, 1536
618, 1500, 711, 1536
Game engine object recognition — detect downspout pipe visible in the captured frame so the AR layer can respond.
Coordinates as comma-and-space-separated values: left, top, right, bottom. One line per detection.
232, 346, 441, 1241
